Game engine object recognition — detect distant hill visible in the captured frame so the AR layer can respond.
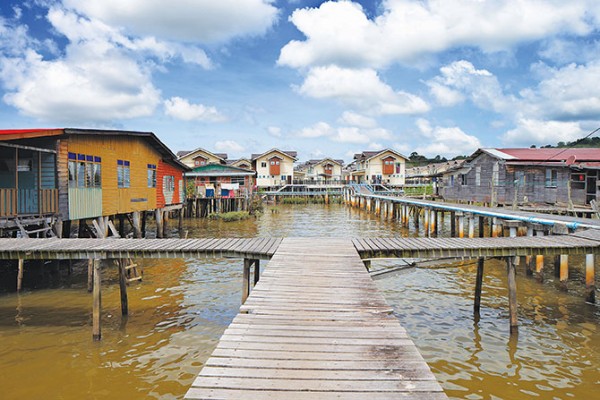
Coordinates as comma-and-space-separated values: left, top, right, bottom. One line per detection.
538, 137, 600, 149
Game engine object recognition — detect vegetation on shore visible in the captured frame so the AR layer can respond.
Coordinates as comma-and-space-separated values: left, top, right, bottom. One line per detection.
280, 196, 342, 205
208, 211, 251, 222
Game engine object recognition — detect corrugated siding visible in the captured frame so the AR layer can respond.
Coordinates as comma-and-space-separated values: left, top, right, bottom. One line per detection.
157, 161, 185, 208
68, 135, 160, 215
68, 188, 102, 219
57, 139, 70, 220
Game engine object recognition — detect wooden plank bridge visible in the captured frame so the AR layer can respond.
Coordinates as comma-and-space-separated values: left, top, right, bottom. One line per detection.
185, 238, 447, 399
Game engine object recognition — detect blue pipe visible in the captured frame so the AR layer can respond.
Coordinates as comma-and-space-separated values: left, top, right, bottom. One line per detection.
359, 193, 599, 231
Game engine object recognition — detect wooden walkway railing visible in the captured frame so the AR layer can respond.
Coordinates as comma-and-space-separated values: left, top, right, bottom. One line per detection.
185, 238, 447, 399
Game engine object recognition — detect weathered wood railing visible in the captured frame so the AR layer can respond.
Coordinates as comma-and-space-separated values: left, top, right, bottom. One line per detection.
0, 188, 58, 216
0, 188, 17, 217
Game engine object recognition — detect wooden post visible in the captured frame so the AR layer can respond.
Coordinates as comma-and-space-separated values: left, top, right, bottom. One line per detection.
178, 208, 184, 235
17, 258, 24, 292
253, 260, 260, 286
450, 211, 456, 237
155, 209, 164, 239
585, 254, 595, 303
141, 211, 147, 238
525, 225, 534, 276
117, 259, 128, 316
92, 259, 101, 341
162, 209, 169, 238
424, 207, 430, 237
430, 209, 436, 236
506, 220, 519, 238
474, 258, 484, 316
534, 224, 545, 281
87, 258, 94, 292
118, 214, 125, 238
132, 211, 142, 238
242, 259, 251, 304
54, 219, 63, 238
506, 256, 518, 333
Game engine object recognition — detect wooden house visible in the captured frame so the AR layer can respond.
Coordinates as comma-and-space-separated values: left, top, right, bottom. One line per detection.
251, 149, 297, 189
295, 158, 344, 183
350, 149, 407, 187
227, 158, 252, 170
185, 164, 255, 198
0, 128, 188, 237
177, 148, 227, 168
440, 148, 600, 207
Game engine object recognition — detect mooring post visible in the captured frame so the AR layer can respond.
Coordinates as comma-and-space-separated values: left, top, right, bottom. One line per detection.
253, 259, 260, 286
17, 258, 24, 292
474, 258, 485, 316
87, 258, 94, 292
585, 254, 595, 303
117, 259, 128, 316
242, 259, 251, 304
92, 259, 102, 341
506, 256, 518, 333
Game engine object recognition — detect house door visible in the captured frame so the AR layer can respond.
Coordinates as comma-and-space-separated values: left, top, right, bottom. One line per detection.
586, 172, 596, 204
17, 149, 39, 214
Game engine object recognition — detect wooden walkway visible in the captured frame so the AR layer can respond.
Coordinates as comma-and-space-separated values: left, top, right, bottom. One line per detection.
354, 229, 600, 259
0, 237, 281, 260
185, 238, 447, 400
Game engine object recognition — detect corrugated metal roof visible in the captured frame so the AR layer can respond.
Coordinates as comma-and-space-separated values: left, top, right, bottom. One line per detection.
484, 147, 600, 161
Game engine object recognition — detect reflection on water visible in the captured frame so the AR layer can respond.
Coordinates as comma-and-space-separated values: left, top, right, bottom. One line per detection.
0, 204, 598, 399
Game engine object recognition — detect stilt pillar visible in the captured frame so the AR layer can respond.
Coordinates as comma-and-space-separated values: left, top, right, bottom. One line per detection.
450, 211, 456, 237
430, 209, 437, 236
117, 259, 128, 316
467, 213, 475, 238
525, 224, 534, 276
533, 224, 545, 281
242, 259, 252, 304
474, 258, 484, 316
92, 259, 102, 341
132, 211, 142, 238
87, 258, 94, 292
507, 256, 518, 333
457, 212, 465, 238
17, 258, 24, 292
424, 207, 430, 236
585, 254, 595, 303
253, 260, 260, 286
155, 209, 164, 239
559, 254, 569, 290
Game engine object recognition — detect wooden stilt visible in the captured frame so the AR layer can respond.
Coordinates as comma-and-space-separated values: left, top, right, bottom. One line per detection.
118, 214, 126, 238
132, 211, 142, 239
155, 209, 164, 239
141, 211, 147, 238
534, 224, 545, 281
585, 254, 595, 303
430, 209, 436, 236
507, 256, 518, 333
450, 211, 456, 237
424, 208, 430, 237
525, 225, 534, 276
253, 260, 260, 286
17, 258, 24, 292
478, 217, 485, 238
560, 254, 569, 290
92, 259, 101, 341
457, 212, 464, 238
163, 209, 169, 238
474, 258, 484, 315
178, 208, 184, 234
468, 214, 475, 238
118, 259, 128, 316
87, 258, 93, 292
242, 259, 251, 304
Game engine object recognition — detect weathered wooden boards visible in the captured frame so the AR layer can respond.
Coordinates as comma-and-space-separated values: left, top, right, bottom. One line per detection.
353, 229, 600, 259
185, 238, 447, 399
0, 237, 282, 260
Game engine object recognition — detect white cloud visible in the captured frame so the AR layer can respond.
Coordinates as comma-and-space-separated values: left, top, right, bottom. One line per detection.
164, 97, 226, 122
338, 111, 377, 128
215, 139, 245, 153
295, 121, 334, 138
426, 60, 512, 112
279, 0, 597, 69
413, 119, 481, 157
502, 119, 584, 147
267, 126, 282, 137
297, 65, 429, 115
64, 0, 279, 43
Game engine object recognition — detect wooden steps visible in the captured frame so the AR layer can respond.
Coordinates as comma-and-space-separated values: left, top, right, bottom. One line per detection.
185, 238, 447, 399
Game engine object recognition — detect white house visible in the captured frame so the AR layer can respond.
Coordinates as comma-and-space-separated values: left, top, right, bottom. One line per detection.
251, 149, 297, 188
177, 148, 227, 169
296, 158, 344, 182
351, 149, 407, 186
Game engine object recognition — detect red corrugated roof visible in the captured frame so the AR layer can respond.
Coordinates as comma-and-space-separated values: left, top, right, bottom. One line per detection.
496, 148, 600, 161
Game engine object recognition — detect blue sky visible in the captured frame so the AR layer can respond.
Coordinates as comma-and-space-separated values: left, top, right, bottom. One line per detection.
1, 1, 600, 163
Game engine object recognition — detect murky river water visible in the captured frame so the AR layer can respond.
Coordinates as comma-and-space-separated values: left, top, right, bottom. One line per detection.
0, 204, 599, 399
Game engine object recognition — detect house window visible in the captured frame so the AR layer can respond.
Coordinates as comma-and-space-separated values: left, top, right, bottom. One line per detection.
261, 162, 267, 168
117, 160, 130, 188
460, 174, 467, 185
231, 176, 245, 185
395, 163, 402, 174
571, 172, 586, 190
68, 152, 101, 188
545, 169, 558, 187
475, 166, 481, 186
147, 164, 157, 188
164, 175, 175, 191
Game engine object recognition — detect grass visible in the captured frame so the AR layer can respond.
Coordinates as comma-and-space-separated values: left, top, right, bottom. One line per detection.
208, 211, 251, 222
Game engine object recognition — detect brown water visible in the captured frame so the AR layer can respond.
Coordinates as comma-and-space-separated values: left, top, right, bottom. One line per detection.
0, 204, 599, 399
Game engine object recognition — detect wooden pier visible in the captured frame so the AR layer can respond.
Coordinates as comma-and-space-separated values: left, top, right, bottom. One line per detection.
185, 238, 447, 399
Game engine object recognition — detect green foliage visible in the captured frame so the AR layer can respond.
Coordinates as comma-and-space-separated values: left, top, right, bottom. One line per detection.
208, 211, 251, 222
403, 185, 433, 196
407, 152, 448, 167
185, 181, 196, 198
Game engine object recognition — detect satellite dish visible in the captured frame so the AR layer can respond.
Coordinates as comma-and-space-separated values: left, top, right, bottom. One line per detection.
566, 155, 576, 165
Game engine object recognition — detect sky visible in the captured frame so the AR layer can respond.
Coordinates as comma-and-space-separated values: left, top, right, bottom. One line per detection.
1, 1, 600, 163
